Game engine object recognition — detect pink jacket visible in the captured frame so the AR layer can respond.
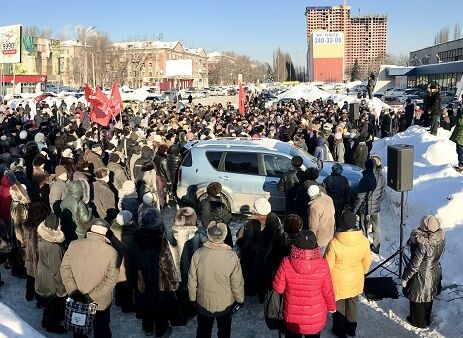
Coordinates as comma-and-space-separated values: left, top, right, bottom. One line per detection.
273, 246, 336, 335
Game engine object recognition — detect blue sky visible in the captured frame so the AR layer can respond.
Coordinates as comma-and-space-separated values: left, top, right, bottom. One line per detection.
3, 0, 461, 66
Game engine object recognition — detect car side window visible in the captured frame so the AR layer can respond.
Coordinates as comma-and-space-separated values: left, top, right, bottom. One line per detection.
263, 154, 292, 177
224, 152, 259, 175
205, 151, 222, 170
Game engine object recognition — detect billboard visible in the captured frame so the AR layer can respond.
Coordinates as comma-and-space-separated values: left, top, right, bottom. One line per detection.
165, 59, 193, 77
0, 25, 22, 63
309, 31, 344, 82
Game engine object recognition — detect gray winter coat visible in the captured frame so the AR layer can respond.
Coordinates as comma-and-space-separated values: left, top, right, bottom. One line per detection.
107, 162, 128, 191
333, 140, 345, 163
49, 178, 68, 212
352, 167, 385, 215
92, 180, 117, 222
402, 228, 444, 302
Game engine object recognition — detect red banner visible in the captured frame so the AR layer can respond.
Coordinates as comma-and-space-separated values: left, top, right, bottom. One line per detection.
109, 81, 122, 118
238, 83, 245, 115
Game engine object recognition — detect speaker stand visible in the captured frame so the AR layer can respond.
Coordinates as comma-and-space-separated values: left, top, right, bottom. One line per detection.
366, 191, 405, 277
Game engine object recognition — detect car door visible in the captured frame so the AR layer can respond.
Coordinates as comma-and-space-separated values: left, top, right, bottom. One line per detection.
222, 151, 264, 213
261, 153, 292, 213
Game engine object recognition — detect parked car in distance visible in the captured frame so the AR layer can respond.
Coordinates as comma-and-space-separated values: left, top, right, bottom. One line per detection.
440, 91, 455, 105
384, 88, 406, 99
176, 138, 363, 214
399, 94, 423, 105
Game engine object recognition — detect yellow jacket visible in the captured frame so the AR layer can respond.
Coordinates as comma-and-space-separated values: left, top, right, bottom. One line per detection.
325, 230, 372, 301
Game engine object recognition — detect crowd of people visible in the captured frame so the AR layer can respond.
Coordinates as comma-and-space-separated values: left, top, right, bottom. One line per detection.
0, 84, 451, 338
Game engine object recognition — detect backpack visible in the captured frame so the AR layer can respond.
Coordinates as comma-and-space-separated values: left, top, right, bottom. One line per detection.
264, 289, 284, 331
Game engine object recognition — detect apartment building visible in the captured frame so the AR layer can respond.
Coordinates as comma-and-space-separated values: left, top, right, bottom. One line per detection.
305, 4, 387, 80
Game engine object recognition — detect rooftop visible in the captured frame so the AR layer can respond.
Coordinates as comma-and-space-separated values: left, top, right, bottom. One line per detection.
112, 40, 180, 50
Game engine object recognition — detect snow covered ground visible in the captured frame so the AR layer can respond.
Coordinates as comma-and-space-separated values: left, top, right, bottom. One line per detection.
1, 126, 462, 337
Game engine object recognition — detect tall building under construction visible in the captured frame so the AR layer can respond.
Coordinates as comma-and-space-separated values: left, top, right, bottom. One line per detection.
305, 3, 387, 81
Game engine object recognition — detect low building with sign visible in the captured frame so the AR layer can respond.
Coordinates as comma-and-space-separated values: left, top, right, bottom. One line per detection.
308, 31, 344, 82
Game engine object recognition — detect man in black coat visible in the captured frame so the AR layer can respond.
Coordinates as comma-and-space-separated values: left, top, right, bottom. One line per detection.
198, 182, 233, 248
166, 145, 182, 195
404, 99, 415, 130
322, 163, 350, 224
426, 84, 442, 136
352, 157, 385, 254
277, 156, 306, 214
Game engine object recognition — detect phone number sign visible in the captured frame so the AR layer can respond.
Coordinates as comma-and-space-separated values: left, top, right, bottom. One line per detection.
0, 25, 22, 64
313, 32, 343, 45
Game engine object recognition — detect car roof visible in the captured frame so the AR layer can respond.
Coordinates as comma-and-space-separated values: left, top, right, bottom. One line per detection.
186, 138, 293, 153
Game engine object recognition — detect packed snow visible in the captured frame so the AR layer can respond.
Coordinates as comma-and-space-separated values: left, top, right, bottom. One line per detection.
278, 83, 330, 101
0, 302, 44, 337
1, 126, 463, 337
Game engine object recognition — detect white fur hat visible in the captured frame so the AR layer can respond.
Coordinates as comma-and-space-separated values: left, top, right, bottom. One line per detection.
34, 132, 45, 143
254, 197, 271, 216
62, 148, 73, 159
19, 130, 27, 140
308, 185, 320, 198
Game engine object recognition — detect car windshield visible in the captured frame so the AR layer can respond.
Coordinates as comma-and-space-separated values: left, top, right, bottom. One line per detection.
289, 146, 319, 169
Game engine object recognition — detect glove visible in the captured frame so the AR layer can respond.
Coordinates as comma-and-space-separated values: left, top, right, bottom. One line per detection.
70, 290, 93, 304
231, 302, 244, 316
401, 279, 408, 288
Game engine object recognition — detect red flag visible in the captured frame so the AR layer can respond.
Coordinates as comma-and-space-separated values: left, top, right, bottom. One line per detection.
238, 83, 245, 115
84, 84, 97, 105
90, 87, 112, 126
109, 81, 122, 118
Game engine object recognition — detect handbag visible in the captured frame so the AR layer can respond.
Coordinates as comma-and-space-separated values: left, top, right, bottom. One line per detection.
64, 298, 97, 336
264, 289, 284, 331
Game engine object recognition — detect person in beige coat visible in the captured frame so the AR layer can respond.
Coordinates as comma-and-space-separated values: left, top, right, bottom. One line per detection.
188, 221, 244, 338
60, 218, 119, 338
307, 185, 336, 249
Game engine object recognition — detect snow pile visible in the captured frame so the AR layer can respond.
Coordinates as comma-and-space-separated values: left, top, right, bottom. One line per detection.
278, 83, 330, 101
0, 302, 44, 337
370, 126, 463, 337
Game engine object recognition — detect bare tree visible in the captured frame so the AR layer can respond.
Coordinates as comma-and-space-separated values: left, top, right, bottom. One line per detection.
454, 23, 461, 40
386, 54, 409, 66
434, 27, 450, 45
23, 26, 53, 38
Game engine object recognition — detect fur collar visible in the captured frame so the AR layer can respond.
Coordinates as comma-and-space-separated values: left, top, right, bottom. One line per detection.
203, 240, 231, 251
410, 228, 444, 246
37, 222, 65, 243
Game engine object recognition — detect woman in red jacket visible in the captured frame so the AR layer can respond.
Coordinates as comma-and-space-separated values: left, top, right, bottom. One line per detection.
273, 230, 336, 338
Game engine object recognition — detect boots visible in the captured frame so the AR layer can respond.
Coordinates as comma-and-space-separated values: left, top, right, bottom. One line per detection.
26, 275, 35, 302
346, 321, 357, 337
331, 312, 347, 338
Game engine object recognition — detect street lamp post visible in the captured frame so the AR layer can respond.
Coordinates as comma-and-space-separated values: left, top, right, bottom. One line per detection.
78, 26, 95, 86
